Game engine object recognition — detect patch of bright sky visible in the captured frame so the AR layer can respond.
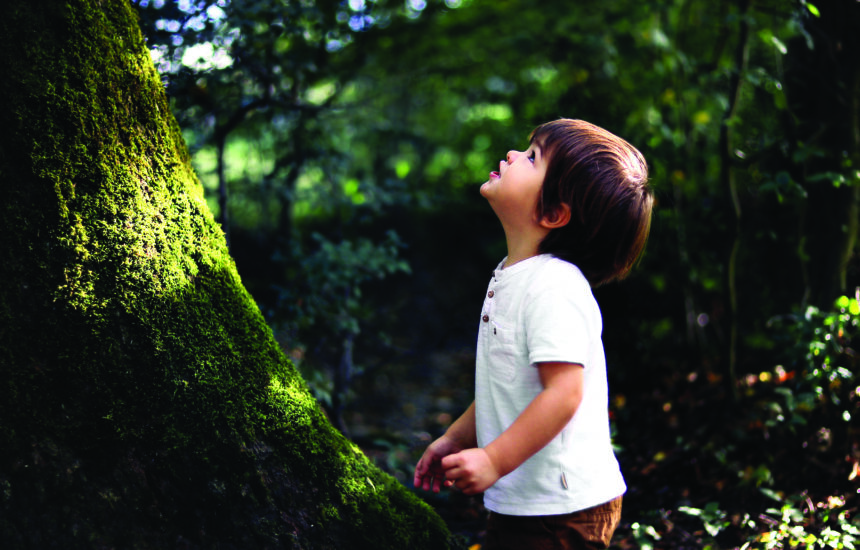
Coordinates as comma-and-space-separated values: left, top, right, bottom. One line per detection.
181, 42, 233, 71
155, 19, 182, 32
406, 0, 427, 18
345, 0, 375, 31
325, 37, 346, 52
148, 0, 232, 73
349, 15, 375, 31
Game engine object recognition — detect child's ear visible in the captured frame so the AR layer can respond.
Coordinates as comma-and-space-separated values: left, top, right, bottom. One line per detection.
539, 203, 571, 229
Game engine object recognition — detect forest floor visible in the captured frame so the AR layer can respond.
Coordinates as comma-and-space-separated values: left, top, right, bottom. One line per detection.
342, 345, 860, 550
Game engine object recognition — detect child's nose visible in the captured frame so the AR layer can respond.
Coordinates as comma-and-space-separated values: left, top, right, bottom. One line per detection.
506, 150, 518, 163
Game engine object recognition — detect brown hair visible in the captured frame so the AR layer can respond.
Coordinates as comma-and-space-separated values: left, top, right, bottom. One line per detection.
531, 119, 653, 287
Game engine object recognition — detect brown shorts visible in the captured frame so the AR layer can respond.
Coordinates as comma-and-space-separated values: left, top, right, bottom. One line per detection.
483, 496, 623, 550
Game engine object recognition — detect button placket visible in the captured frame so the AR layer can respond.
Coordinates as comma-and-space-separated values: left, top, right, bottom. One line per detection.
486, 287, 496, 332
482, 277, 497, 325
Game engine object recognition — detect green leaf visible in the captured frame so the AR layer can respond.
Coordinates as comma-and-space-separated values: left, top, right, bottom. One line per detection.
761, 488, 783, 502
806, 2, 821, 17
770, 36, 788, 54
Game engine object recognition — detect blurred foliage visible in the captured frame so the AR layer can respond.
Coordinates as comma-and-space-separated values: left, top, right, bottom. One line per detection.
607, 292, 859, 547
132, 0, 860, 546
765, 294, 860, 431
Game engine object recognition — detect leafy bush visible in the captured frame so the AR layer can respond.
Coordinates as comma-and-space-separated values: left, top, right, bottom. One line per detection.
764, 294, 860, 434
697, 295, 860, 548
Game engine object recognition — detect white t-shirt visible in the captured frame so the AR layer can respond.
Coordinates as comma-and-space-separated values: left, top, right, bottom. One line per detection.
475, 254, 626, 516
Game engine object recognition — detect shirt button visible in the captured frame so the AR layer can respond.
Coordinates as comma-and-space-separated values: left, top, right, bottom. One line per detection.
482, 314, 489, 322
487, 290, 495, 298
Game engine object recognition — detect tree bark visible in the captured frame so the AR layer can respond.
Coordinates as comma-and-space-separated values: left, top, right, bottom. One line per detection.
0, 1, 454, 548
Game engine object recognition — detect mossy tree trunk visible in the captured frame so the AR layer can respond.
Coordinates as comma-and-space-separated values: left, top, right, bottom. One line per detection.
0, 1, 454, 548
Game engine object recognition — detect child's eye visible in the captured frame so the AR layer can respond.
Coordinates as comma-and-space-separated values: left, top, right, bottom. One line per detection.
528, 151, 536, 163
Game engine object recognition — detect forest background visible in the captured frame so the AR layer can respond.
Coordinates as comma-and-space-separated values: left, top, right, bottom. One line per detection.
134, 0, 859, 547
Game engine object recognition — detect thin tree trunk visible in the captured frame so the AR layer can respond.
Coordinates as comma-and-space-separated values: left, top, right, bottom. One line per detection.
721, 0, 753, 401
844, 47, 860, 293
794, 0, 860, 307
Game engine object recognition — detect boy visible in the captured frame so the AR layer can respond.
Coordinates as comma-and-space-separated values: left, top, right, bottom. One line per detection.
413, 119, 653, 549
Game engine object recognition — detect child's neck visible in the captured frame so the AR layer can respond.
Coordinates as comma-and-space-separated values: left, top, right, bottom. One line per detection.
495, 209, 555, 268
502, 229, 546, 269
503, 248, 539, 269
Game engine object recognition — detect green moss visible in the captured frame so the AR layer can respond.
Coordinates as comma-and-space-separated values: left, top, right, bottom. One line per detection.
0, 0, 458, 548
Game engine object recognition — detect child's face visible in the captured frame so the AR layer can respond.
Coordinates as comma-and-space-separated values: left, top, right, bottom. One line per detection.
480, 142, 548, 231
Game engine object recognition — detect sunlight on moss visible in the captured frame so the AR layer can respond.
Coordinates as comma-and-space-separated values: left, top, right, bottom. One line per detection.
338, 475, 377, 501
268, 373, 318, 420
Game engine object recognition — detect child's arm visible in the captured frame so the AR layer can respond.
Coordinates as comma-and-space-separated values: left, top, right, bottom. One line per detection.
441, 362, 583, 495
413, 401, 477, 493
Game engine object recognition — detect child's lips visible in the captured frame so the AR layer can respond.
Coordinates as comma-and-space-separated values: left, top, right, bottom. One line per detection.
487, 160, 504, 181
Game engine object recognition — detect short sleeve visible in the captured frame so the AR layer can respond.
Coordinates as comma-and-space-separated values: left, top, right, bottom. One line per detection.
524, 265, 595, 367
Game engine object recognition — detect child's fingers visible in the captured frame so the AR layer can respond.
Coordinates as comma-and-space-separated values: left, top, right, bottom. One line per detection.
419, 474, 434, 492
441, 458, 463, 486
413, 459, 426, 487
414, 458, 447, 493
414, 459, 436, 491
440, 452, 461, 470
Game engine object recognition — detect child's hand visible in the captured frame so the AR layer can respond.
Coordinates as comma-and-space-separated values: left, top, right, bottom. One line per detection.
413, 435, 464, 493
440, 448, 501, 495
